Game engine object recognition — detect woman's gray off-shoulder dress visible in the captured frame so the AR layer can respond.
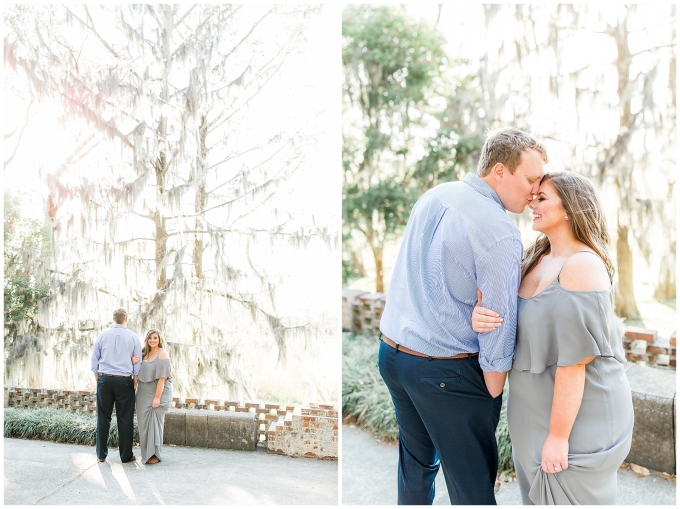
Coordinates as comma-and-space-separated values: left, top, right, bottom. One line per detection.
507, 272, 634, 505
136, 358, 173, 463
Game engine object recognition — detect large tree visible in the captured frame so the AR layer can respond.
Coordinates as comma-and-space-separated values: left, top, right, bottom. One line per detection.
5, 4, 335, 401
342, 5, 481, 292
467, 4, 676, 317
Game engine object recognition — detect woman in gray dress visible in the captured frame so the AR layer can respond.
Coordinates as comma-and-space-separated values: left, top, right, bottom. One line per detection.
472, 172, 634, 504
136, 328, 173, 465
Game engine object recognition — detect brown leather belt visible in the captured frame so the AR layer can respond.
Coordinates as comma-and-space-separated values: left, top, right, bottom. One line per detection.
381, 334, 478, 359
99, 373, 131, 378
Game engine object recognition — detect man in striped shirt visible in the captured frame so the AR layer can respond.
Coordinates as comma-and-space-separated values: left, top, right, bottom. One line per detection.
378, 128, 547, 505
91, 308, 142, 463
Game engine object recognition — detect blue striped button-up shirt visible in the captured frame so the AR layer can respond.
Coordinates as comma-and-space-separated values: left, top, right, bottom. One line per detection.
380, 173, 523, 372
91, 324, 142, 376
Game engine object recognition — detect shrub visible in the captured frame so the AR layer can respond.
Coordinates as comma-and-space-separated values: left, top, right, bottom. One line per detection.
4, 407, 139, 446
342, 333, 399, 441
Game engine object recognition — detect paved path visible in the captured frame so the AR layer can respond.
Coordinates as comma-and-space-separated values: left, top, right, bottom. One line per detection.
5, 438, 337, 505
342, 425, 676, 505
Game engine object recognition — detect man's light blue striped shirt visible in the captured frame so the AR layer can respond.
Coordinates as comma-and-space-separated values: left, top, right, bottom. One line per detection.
91, 324, 142, 376
380, 173, 523, 373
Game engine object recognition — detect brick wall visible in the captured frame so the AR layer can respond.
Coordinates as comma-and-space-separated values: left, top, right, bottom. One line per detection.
4, 386, 338, 459
5, 387, 97, 414
622, 328, 676, 369
267, 402, 338, 460
343, 288, 676, 370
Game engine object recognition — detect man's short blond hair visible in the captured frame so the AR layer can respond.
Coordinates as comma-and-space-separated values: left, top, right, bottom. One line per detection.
476, 127, 547, 177
113, 308, 128, 324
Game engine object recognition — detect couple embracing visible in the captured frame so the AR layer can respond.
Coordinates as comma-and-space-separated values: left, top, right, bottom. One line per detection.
90, 308, 173, 466
379, 128, 634, 505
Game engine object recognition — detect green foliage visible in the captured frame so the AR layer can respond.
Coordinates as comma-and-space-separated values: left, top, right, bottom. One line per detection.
342, 333, 399, 441
343, 181, 419, 237
342, 6, 483, 289
342, 332, 514, 473
343, 5, 446, 117
4, 407, 140, 446
4, 276, 50, 325
342, 6, 449, 289
412, 121, 483, 189
342, 229, 363, 285
4, 189, 50, 326
495, 389, 513, 473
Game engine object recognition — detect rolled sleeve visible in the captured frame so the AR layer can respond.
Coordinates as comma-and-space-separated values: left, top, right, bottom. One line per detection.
476, 236, 523, 372
131, 334, 142, 375
91, 336, 102, 373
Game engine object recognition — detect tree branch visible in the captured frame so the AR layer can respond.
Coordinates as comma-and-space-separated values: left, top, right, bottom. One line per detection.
631, 43, 676, 58
114, 237, 157, 244
206, 145, 259, 173
4, 100, 34, 170
83, 6, 119, 59
187, 154, 300, 218
173, 4, 197, 29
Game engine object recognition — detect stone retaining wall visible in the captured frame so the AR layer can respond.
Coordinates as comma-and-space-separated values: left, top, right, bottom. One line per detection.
624, 363, 676, 474
343, 288, 676, 370
3, 386, 337, 460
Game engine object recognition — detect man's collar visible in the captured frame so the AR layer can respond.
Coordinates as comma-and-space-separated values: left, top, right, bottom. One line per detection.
462, 173, 503, 209
112, 324, 127, 328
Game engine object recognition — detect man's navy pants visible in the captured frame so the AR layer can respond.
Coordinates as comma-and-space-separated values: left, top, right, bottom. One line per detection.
378, 338, 503, 505
96, 375, 136, 462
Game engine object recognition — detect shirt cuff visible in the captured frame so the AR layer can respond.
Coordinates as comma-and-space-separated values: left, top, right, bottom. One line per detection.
479, 352, 514, 373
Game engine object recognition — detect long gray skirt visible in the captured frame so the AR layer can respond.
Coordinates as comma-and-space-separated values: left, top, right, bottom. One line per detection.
508, 357, 633, 504
136, 379, 172, 463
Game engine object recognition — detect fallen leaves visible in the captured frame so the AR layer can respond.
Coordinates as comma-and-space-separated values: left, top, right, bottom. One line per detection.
630, 463, 651, 477
620, 462, 676, 482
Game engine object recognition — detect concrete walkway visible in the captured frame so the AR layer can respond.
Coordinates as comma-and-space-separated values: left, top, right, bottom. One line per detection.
342, 425, 676, 505
5, 438, 337, 505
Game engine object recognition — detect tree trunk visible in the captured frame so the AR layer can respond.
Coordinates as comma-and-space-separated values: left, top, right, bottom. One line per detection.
654, 248, 676, 301
611, 12, 639, 320
372, 244, 384, 293
154, 209, 167, 291
155, 148, 168, 291
351, 248, 367, 278
614, 223, 638, 318
193, 115, 208, 279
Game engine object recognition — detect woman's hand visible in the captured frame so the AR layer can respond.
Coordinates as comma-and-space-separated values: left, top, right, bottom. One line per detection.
132, 355, 141, 364
152, 397, 160, 408
472, 290, 502, 333
541, 433, 569, 474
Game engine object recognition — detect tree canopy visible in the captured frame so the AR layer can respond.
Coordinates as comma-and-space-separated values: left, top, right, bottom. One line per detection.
4, 4, 337, 402
342, 5, 482, 291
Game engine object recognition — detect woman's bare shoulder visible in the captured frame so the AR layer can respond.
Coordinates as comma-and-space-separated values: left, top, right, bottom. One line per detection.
157, 349, 170, 360
559, 251, 611, 291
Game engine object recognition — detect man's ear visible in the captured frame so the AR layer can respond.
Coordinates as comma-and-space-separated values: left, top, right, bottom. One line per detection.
491, 163, 505, 183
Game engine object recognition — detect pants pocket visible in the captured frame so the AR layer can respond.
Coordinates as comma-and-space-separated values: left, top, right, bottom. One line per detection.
420, 375, 462, 393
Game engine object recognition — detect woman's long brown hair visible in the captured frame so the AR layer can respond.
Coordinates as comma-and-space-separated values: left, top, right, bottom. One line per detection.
142, 328, 164, 359
521, 172, 614, 280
